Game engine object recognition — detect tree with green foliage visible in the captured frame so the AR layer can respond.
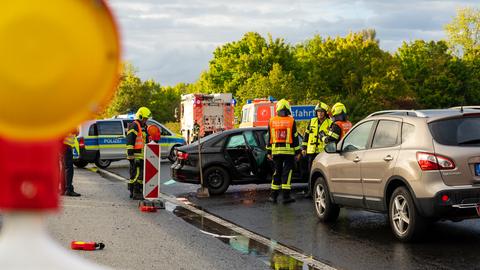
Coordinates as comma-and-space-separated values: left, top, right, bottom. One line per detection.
444, 7, 480, 59
196, 32, 297, 96
295, 31, 412, 122
105, 63, 152, 117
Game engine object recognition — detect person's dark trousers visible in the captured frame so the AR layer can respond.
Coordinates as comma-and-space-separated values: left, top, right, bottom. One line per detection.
272, 154, 295, 203
64, 146, 74, 193
129, 159, 144, 200
304, 153, 318, 197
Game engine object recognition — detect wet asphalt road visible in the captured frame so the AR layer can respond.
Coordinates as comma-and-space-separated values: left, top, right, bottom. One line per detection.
106, 161, 480, 270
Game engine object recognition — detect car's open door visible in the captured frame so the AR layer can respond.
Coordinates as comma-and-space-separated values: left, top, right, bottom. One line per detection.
243, 130, 270, 180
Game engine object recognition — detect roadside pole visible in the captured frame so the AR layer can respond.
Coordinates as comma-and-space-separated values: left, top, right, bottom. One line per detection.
195, 125, 209, 198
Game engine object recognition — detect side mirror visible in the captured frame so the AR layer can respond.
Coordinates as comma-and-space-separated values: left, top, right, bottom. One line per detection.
324, 142, 338, 154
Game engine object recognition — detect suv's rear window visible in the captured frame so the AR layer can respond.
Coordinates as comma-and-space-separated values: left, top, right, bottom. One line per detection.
429, 117, 480, 146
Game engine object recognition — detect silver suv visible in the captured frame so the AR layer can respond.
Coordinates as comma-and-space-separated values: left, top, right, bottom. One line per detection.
310, 109, 480, 241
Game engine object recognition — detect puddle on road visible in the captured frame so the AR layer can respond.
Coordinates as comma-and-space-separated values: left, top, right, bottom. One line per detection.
166, 203, 322, 270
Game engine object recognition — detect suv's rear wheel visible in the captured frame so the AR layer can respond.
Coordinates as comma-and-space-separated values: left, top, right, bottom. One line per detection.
313, 177, 340, 222
95, 158, 111, 169
389, 187, 426, 242
204, 166, 230, 195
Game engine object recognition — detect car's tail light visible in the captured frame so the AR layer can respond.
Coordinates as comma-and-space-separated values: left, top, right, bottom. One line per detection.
416, 152, 455, 170
177, 151, 189, 160
78, 137, 85, 148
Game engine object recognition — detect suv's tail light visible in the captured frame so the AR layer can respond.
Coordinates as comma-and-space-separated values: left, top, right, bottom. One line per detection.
177, 151, 189, 160
416, 152, 455, 170
78, 137, 85, 148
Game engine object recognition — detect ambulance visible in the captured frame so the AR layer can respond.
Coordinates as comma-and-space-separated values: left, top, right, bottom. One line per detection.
239, 97, 277, 128
180, 93, 234, 143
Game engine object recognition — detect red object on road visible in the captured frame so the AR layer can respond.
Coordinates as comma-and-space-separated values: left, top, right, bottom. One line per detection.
71, 241, 105, 251
139, 205, 157, 212
0, 137, 63, 211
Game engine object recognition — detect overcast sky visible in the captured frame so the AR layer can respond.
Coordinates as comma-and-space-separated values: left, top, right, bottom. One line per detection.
107, 0, 477, 86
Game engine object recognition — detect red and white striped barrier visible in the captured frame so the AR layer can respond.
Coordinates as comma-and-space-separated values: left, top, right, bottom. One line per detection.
143, 143, 161, 199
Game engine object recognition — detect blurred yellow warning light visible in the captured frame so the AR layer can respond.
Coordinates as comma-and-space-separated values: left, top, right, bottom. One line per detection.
0, 0, 121, 140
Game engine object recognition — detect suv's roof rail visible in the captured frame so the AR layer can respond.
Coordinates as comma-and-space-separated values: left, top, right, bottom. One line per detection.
366, 110, 427, 118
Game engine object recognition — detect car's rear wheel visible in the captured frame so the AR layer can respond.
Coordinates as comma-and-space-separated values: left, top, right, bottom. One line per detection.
95, 158, 111, 169
73, 160, 88, 168
313, 177, 340, 222
204, 166, 230, 195
389, 186, 426, 242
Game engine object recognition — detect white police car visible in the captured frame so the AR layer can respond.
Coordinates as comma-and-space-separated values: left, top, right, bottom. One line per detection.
73, 116, 185, 168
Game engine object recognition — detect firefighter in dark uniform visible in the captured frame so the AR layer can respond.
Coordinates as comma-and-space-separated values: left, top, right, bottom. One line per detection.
126, 107, 151, 200
321, 102, 352, 144
302, 102, 332, 197
266, 99, 301, 204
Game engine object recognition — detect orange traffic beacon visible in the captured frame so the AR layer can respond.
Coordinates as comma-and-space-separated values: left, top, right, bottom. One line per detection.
0, 1, 121, 269
0, 0, 120, 209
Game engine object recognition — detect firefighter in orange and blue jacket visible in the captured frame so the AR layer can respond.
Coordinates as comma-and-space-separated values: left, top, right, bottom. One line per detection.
321, 102, 352, 144
266, 99, 301, 204
126, 107, 151, 200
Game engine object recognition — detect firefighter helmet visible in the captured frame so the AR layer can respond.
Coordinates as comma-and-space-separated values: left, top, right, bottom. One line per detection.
331, 102, 347, 116
276, 99, 291, 113
135, 107, 152, 120
315, 102, 329, 112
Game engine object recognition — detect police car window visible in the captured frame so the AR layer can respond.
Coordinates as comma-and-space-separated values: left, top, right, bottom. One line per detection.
98, 121, 123, 136
88, 124, 98, 136
371, 120, 401, 148
160, 125, 171, 136
243, 131, 258, 147
226, 134, 246, 148
342, 121, 374, 152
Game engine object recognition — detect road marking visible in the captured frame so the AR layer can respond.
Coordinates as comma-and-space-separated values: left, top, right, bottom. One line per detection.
94, 167, 336, 270
163, 179, 177, 185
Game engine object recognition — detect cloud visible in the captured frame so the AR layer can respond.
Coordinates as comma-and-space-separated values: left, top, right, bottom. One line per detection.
107, 0, 476, 86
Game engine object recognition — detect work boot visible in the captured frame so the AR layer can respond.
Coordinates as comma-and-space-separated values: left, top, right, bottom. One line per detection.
132, 183, 144, 200
268, 190, 279, 203
64, 190, 81, 197
282, 190, 295, 204
128, 183, 134, 198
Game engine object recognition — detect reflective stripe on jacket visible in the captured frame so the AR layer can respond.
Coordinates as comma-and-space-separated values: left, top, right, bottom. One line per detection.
133, 120, 145, 150
302, 117, 332, 154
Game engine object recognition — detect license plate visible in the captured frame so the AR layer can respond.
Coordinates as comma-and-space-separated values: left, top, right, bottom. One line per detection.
476, 163, 480, 176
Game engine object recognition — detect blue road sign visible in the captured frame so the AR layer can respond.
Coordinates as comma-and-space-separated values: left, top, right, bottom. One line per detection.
291, 105, 316, 121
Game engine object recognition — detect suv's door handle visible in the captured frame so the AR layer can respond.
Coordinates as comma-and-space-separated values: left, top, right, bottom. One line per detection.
353, 157, 361, 163
384, 155, 393, 161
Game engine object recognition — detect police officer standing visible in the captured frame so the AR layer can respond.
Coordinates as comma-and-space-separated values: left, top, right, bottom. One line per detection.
63, 133, 81, 197
302, 102, 332, 197
321, 102, 352, 144
126, 107, 152, 200
266, 99, 300, 204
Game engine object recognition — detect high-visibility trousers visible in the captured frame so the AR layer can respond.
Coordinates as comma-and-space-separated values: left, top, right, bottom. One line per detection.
271, 154, 294, 190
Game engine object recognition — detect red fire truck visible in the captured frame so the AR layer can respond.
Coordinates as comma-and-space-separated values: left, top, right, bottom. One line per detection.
180, 93, 234, 143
